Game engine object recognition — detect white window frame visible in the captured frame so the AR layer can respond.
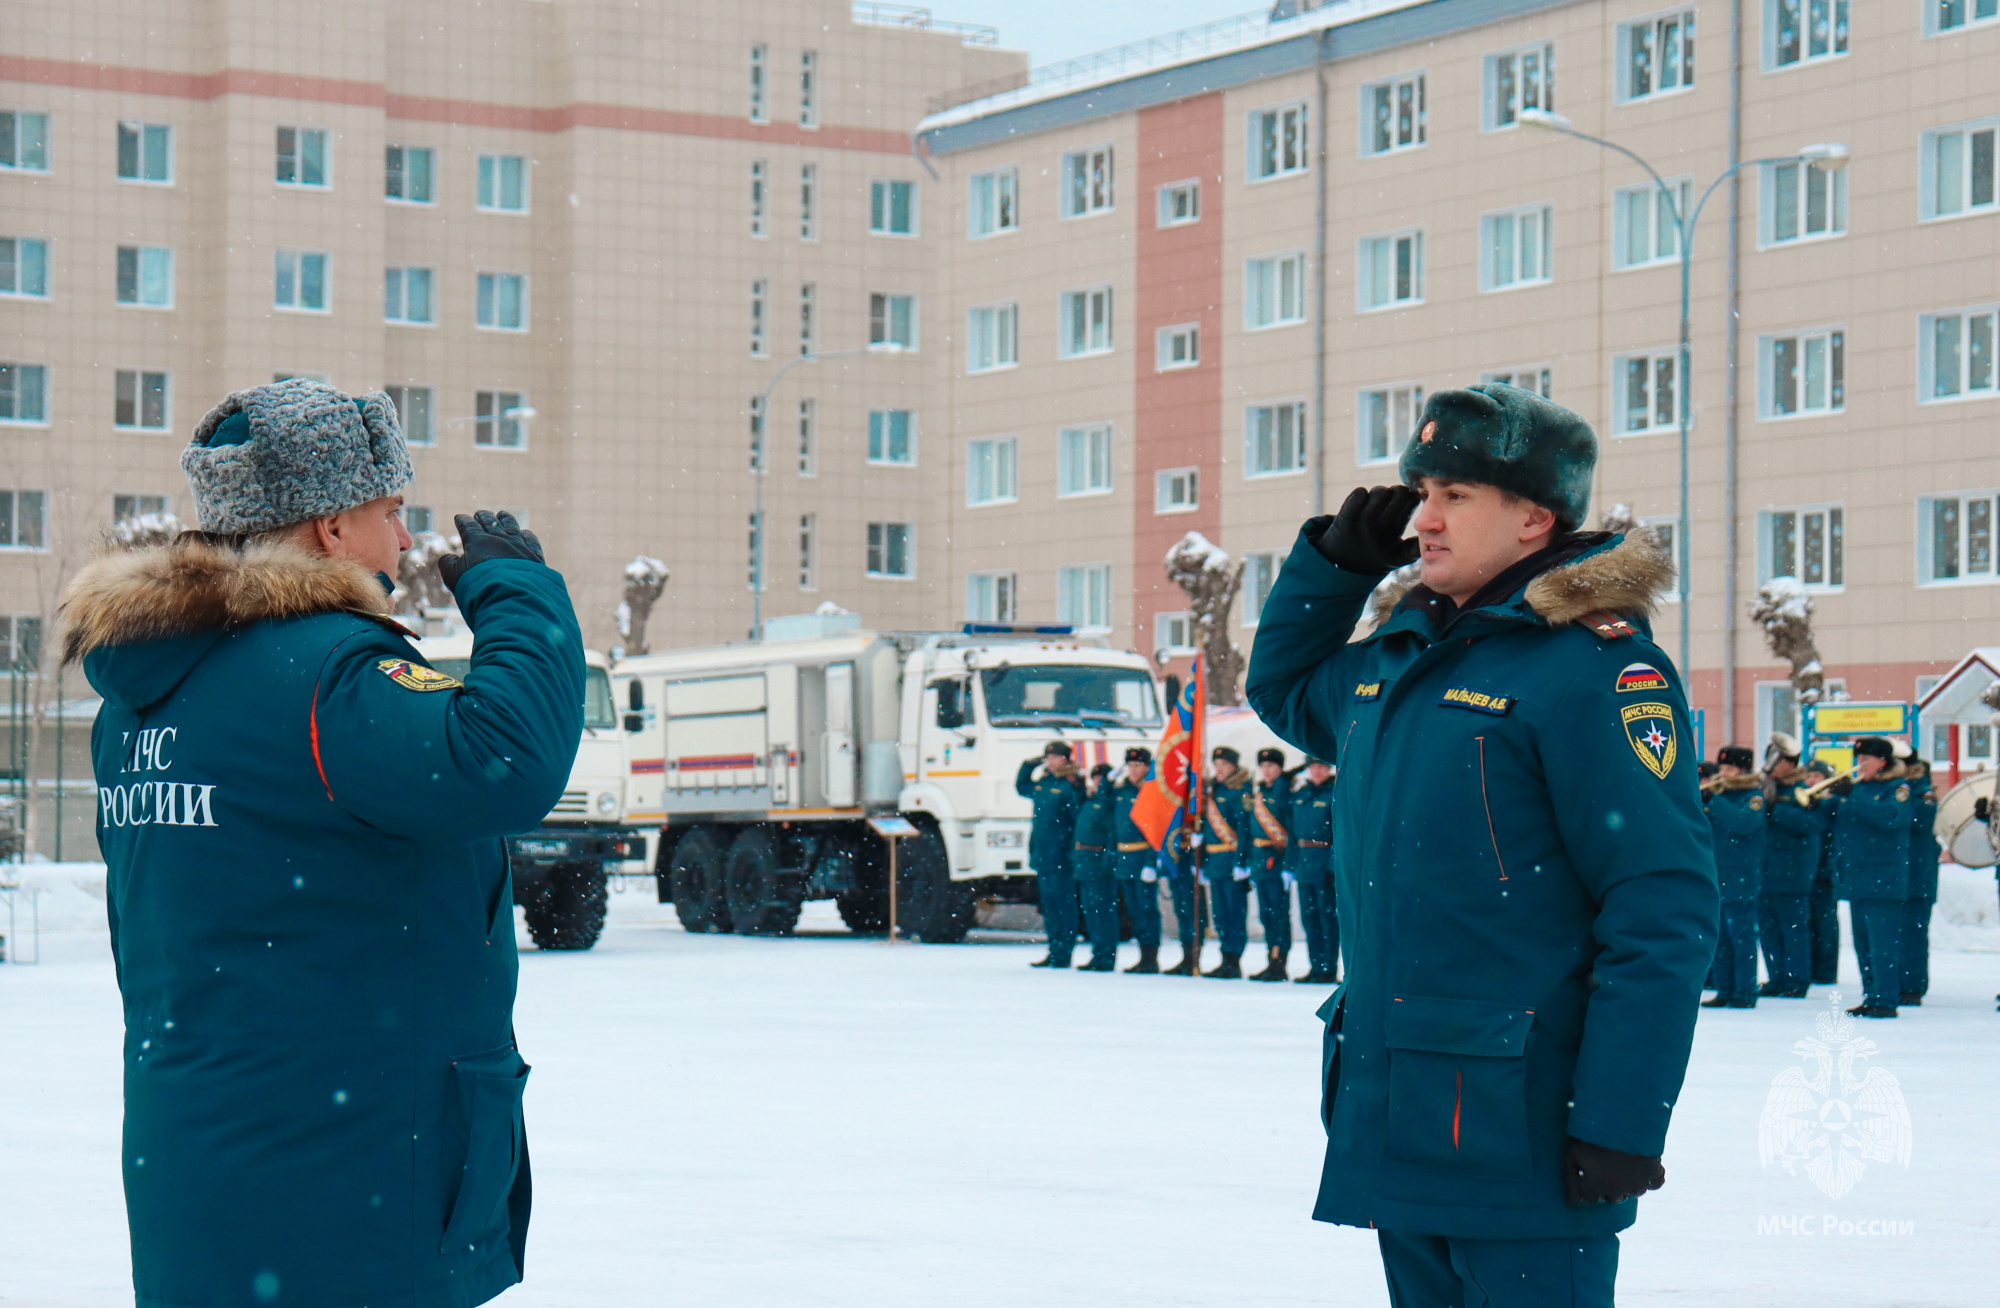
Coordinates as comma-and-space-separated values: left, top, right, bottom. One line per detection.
1241, 551, 1280, 627
1245, 251, 1308, 329
870, 179, 917, 236
1927, 0, 2000, 35
1057, 423, 1113, 498
273, 248, 329, 313
1763, 0, 1849, 72
800, 163, 819, 241
0, 111, 51, 173
117, 121, 173, 184
751, 279, 768, 357
474, 389, 530, 451
1611, 349, 1684, 435
1059, 284, 1114, 359
966, 302, 1017, 373
965, 571, 1018, 624
1155, 467, 1198, 515
0, 489, 49, 549
966, 436, 1018, 507
1479, 203, 1553, 291
866, 521, 915, 580
476, 153, 529, 213
868, 408, 916, 466
797, 398, 816, 476
384, 144, 434, 205
115, 245, 174, 309
799, 282, 815, 357
1357, 229, 1424, 311
1641, 514, 1682, 598
749, 44, 768, 124
799, 50, 818, 130
750, 159, 768, 237
1356, 383, 1424, 465
869, 293, 917, 349
798, 512, 818, 591
1757, 504, 1846, 591
1483, 41, 1556, 131
384, 266, 435, 326
385, 385, 434, 445
1918, 490, 2000, 586
1612, 177, 1691, 270
1760, 159, 1848, 247
0, 237, 50, 299
1156, 323, 1199, 372
1359, 72, 1426, 157
475, 271, 528, 332
1480, 366, 1552, 397
1919, 117, 1998, 221
114, 493, 171, 523
1158, 178, 1200, 227
1060, 144, 1115, 219
969, 166, 1019, 238
1757, 326, 1846, 420
1249, 101, 1310, 182
1154, 612, 1195, 658
1919, 304, 2000, 403
1617, 8, 1697, 103
275, 125, 329, 188
0, 363, 48, 426
1057, 564, 1114, 634
1244, 401, 1309, 479
113, 368, 171, 431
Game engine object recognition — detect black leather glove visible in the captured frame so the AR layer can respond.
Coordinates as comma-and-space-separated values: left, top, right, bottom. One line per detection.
1309, 486, 1421, 576
1975, 796, 1990, 823
439, 510, 545, 592
1829, 776, 1854, 798
1562, 1136, 1665, 1207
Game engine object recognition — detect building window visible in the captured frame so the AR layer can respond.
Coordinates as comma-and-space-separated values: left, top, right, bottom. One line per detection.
1920, 491, 2000, 583
1157, 323, 1199, 371
970, 167, 1019, 237
1642, 515, 1681, 592
1614, 178, 1691, 269
384, 267, 434, 324
0, 363, 49, 424
1058, 424, 1113, 497
1620, 10, 1696, 101
867, 522, 913, 578
1932, 0, 2000, 33
113, 494, 169, 523
116, 246, 173, 307
1155, 612, 1195, 657
1358, 231, 1423, 310
797, 399, 816, 476
751, 279, 768, 356
0, 489, 47, 548
1158, 179, 1200, 228
1485, 42, 1555, 130
750, 160, 768, 237
1058, 564, 1113, 632
0, 237, 49, 298
274, 249, 328, 312
1759, 328, 1845, 418
1758, 505, 1845, 589
749, 44, 768, 123
1922, 118, 1997, 220
1613, 350, 1682, 434
748, 511, 765, 592
1245, 402, 1308, 478
1242, 551, 1279, 626
966, 572, 1018, 623
273, 372, 329, 385
474, 390, 528, 449
117, 121, 172, 183
870, 180, 917, 236
870, 293, 915, 348
799, 282, 815, 356
799, 50, 818, 129
1766, 0, 1849, 69
1481, 366, 1551, 397
869, 409, 915, 465
966, 436, 1018, 506
800, 164, 818, 240
1250, 103, 1309, 181
1763, 160, 1847, 245
275, 126, 328, 187
476, 272, 526, 331
0, 111, 50, 172
1921, 306, 2000, 401
1, 614, 44, 669
1358, 384, 1423, 464
967, 303, 1017, 372
477, 155, 528, 212
1156, 467, 1198, 514
1060, 285, 1114, 358
385, 385, 434, 444
385, 146, 433, 203
113, 369, 169, 430
1361, 74, 1426, 155
1060, 144, 1114, 218
799, 512, 817, 590
1246, 253, 1307, 328
749, 396, 767, 473
1480, 204, 1553, 290
403, 505, 435, 535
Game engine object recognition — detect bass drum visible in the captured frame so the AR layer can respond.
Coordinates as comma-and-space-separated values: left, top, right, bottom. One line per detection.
1934, 769, 2000, 868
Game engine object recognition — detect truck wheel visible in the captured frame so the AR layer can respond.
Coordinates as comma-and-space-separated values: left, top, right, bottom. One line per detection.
895, 828, 973, 944
724, 826, 803, 937
836, 888, 889, 935
669, 827, 732, 933
519, 861, 608, 951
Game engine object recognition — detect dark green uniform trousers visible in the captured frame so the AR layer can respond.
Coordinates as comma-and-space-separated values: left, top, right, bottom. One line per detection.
1378, 1231, 1617, 1308
1711, 901, 1759, 1002
1297, 875, 1339, 978
1038, 868, 1080, 966
1251, 865, 1292, 952
1849, 898, 1905, 1009
1809, 871, 1840, 983
1758, 893, 1811, 992
1898, 898, 1934, 998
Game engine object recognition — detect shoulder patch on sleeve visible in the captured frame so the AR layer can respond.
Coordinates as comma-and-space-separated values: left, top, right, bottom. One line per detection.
1580, 611, 1638, 640
375, 657, 463, 692
1615, 662, 1669, 693
1620, 702, 1678, 779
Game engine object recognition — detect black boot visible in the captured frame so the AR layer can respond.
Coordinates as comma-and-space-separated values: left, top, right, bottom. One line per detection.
1125, 946, 1160, 975
1295, 969, 1339, 984
1700, 994, 1735, 1008
1898, 993, 1923, 1006
1250, 947, 1289, 982
1029, 955, 1057, 968
1077, 956, 1117, 972
1203, 952, 1243, 979
1163, 948, 1199, 977
1847, 1003, 1898, 1018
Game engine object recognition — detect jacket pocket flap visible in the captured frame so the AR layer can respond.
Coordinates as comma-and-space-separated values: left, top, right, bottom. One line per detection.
1386, 995, 1531, 1057
1313, 982, 1347, 1025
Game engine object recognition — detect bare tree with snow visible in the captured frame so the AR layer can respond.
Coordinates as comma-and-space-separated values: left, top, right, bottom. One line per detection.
395, 530, 457, 617
618, 555, 671, 656
1164, 532, 1245, 707
106, 511, 185, 550
1750, 576, 1827, 705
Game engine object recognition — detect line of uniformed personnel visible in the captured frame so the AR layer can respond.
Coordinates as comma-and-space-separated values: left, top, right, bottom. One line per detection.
1014, 740, 1342, 982
1699, 731, 1940, 1018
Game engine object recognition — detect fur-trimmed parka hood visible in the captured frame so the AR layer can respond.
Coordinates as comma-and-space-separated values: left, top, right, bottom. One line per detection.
1521, 531, 1675, 627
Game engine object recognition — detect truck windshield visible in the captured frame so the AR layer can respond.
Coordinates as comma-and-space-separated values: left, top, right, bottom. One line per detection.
426, 659, 618, 730
980, 665, 1161, 729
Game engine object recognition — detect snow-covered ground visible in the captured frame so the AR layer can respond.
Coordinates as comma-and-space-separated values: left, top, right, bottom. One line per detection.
3, 867, 1996, 1307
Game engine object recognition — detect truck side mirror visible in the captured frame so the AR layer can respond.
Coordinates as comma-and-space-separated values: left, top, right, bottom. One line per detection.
628, 680, 645, 711
623, 713, 643, 733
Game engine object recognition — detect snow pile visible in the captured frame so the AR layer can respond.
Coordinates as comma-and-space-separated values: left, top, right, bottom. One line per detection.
0, 862, 111, 935
813, 600, 852, 617
1164, 530, 1230, 571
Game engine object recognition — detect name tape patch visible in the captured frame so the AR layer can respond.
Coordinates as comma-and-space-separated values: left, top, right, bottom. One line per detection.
1353, 682, 1383, 701
1616, 662, 1669, 694
1440, 687, 1511, 715
376, 658, 464, 692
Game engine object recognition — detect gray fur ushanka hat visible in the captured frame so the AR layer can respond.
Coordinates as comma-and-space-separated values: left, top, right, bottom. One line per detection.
182, 379, 411, 533
1397, 383, 1596, 529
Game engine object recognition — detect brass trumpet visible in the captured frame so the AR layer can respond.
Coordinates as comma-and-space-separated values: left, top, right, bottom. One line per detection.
1793, 764, 1863, 806
1699, 775, 1731, 796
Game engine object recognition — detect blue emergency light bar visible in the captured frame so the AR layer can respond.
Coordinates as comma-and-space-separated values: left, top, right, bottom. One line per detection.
960, 623, 1075, 636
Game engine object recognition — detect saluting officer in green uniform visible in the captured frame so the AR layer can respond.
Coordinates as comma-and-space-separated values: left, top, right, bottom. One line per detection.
1247, 747, 1296, 982
1246, 385, 1718, 1308
1288, 757, 1340, 984
1017, 742, 1084, 970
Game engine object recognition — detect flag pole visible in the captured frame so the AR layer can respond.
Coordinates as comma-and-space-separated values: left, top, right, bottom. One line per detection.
1187, 654, 1208, 973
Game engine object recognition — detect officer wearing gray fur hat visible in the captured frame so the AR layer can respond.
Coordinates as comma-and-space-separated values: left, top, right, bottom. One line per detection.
1248, 384, 1718, 1308
65, 378, 582, 1308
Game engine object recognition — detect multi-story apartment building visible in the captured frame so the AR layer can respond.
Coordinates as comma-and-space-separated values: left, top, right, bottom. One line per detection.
916, 0, 2000, 757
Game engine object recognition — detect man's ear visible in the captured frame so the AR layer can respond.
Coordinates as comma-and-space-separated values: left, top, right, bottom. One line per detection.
1519, 502, 1558, 545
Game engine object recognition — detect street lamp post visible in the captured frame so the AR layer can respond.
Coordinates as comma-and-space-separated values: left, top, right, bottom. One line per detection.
1519, 108, 1846, 682
749, 343, 905, 639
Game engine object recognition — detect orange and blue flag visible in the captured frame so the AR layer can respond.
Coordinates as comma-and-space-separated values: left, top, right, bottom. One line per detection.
1132, 656, 1206, 852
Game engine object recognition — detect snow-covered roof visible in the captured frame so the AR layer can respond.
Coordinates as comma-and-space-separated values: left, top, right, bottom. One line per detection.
1917, 647, 2000, 724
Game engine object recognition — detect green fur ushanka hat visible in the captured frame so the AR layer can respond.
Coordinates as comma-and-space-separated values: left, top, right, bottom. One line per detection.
1397, 384, 1597, 528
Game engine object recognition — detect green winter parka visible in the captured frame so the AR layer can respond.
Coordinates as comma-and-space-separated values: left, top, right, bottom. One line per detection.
1109, 775, 1154, 878
1245, 530, 1718, 1240
1908, 778, 1941, 903
68, 537, 584, 1308
1072, 781, 1117, 879
1761, 777, 1820, 896
1286, 774, 1335, 883
1703, 778, 1767, 903
1015, 758, 1082, 879
1830, 767, 1918, 901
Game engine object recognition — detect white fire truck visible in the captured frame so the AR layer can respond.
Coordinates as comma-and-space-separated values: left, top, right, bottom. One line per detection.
612, 613, 1163, 942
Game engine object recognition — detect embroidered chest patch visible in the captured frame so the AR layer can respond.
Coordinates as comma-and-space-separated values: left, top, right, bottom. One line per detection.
1440, 687, 1511, 715
1353, 682, 1383, 701
1621, 702, 1678, 779
1615, 662, 1669, 694
376, 658, 464, 692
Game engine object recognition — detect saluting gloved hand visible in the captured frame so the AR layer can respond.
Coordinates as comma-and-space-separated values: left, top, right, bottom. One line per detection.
439, 510, 546, 592
1309, 486, 1423, 576
1562, 1137, 1665, 1207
